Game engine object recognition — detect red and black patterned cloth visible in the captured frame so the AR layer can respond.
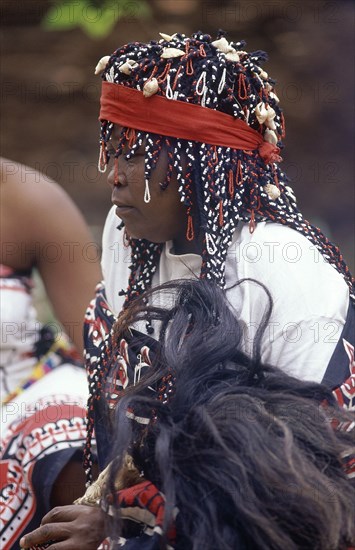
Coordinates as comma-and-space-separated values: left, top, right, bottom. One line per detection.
98, 480, 176, 549
0, 267, 88, 549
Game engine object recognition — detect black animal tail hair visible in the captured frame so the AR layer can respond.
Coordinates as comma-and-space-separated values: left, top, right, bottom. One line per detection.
107, 279, 355, 550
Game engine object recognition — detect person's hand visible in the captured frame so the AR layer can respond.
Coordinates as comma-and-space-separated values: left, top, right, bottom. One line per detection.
19, 505, 105, 549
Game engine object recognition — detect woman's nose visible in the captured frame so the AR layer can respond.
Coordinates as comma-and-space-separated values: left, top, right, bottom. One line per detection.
107, 166, 116, 188
107, 161, 127, 188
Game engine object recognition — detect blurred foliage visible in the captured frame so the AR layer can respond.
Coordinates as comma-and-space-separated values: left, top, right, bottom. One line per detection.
42, 0, 151, 38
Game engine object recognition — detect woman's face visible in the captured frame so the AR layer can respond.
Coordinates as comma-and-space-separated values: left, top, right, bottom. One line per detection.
107, 125, 188, 249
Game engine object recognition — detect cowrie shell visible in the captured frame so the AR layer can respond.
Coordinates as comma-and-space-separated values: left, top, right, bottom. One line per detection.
119, 59, 138, 75
256, 102, 268, 124
143, 77, 159, 97
94, 56, 110, 75
269, 91, 280, 104
265, 118, 277, 131
264, 183, 281, 200
264, 128, 278, 145
211, 37, 231, 53
160, 47, 185, 59
159, 32, 177, 42
225, 50, 240, 62
264, 107, 276, 130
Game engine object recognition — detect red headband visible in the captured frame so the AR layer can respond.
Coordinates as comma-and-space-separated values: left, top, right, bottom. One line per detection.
100, 82, 281, 164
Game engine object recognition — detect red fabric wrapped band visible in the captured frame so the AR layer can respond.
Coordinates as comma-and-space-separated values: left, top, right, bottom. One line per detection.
100, 82, 282, 164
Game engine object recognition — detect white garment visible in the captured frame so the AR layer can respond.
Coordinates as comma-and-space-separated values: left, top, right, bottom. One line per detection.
0, 274, 42, 396
0, 267, 88, 405
1, 365, 88, 431
102, 205, 348, 383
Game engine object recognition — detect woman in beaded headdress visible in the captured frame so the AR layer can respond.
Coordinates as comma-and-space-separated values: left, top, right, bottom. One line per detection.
86, 28, 354, 474
20, 30, 355, 550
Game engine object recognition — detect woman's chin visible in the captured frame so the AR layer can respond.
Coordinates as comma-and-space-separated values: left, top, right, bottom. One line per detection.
122, 224, 151, 242
118, 218, 176, 243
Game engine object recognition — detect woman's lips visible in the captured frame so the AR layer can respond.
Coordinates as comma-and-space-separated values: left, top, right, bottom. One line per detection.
113, 201, 135, 217
112, 189, 135, 213
113, 201, 133, 208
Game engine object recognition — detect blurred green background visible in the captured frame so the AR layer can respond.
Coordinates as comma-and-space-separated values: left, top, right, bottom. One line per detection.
1, 0, 354, 320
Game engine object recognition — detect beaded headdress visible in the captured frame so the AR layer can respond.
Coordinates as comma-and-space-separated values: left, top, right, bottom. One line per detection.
96, 30, 354, 304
